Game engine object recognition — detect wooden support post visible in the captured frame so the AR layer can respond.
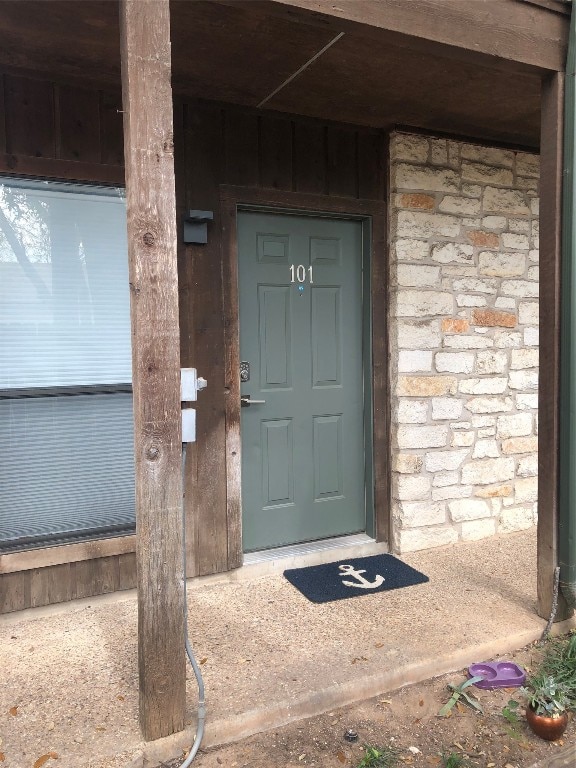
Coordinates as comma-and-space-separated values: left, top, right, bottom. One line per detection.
119, 0, 186, 739
538, 71, 571, 622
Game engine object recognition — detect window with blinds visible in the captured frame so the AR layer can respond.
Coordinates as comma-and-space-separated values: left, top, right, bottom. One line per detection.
0, 178, 135, 552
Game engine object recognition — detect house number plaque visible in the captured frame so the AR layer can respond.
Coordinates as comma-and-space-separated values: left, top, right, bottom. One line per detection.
289, 264, 314, 284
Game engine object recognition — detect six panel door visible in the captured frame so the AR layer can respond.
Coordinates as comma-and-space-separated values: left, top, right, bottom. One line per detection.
238, 211, 365, 551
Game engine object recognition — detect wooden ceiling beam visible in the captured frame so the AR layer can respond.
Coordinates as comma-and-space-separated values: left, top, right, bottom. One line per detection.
227, 0, 569, 74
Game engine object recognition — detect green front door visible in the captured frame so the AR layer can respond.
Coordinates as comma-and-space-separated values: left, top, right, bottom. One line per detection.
238, 211, 366, 552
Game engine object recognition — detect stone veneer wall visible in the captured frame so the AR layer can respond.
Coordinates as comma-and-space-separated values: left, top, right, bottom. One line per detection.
389, 132, 539, 553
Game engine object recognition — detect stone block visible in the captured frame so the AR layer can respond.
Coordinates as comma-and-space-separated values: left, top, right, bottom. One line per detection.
431, 397, 463, 420
441, 317, 470, 334
425, 449, 470, 471
396, 264, 441, 287
453, 277, 498, 294
494, 331, 522, 348
508, 219, 530, 234
501, 280, 539, 298
456, 295, 487, 308
517, 454, 538, 477
500, 506, 534, 532
466, 396, 513, 414
397, 320, 442, 349
508, 370, 538, 391
399, 500, 446, 528
475, 350, 508, 375
459, 377, 507, 395
390, 133, 429, 162
397, 399, 428, 424
531, 198, 539, 215
496, 412, 533, 438
482, 217, 507, 231
430, 138, 448, 165
442, 266, 478, 277
515, 394, 538, 411
398, 526, 458, 553
483, 187, 530, 215
452, 431, 475, 447
394, 474, 432, 501
435, 352, 475, 374
397, 376, 457, 397
502, 232, 529, 250
394, 239, 430, 261
439, 195, 481, 215
461, 457, 515, 484
478, 427, 496, 438
472, 308, 517, 328
515, 476, 538, 503
449, 498, 492, 521
461, 161, 513, 186
432, 485, 475, 501
397, 424, 449, 449
478, 252, 526, 278
516, 153, 540, 178
396, 290, 453, 317
527, 266, 539, 281
519, 302, 539, 325
495, 297, 517, 310
523, 328, 539, 349
393, 454, 423, 474
511, 349, 538, 369
393, 163, 460, 192
460, 143, 515, 167
398, 350, 434, 373
475, 484, 513, 498
471, 415, 496, 427
444, 335, 494, 349
529, 248, 539, 263
447, 141, 461, 168
397, 193, 436, 210
472, 439, 500, 459
462, 183, 482, 197
396, 211, 461, 239
461, 518, 497, 541
433, 471, 459, 487
431, 242, 474, 264
502, 436, 538, 455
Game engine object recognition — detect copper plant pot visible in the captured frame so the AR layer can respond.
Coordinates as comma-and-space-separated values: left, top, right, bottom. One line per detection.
526, 705, 569, 741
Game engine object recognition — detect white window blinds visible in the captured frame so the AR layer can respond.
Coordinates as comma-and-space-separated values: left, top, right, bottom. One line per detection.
0, 178, 135, 551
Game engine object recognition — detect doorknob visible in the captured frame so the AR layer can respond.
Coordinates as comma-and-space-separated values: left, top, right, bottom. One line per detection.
241, 395, 266, 407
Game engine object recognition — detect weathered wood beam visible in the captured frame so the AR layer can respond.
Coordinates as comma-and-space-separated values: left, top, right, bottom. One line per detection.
119, 0, 186, 739
242, 0, 568, 74
538, 71, 571, 622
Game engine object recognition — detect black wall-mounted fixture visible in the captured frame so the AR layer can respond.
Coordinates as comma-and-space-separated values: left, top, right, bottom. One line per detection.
183, 210, 214, 245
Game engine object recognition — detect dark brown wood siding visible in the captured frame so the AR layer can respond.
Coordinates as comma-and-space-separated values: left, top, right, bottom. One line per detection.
0, 70, 124, 182
0, 70, 386, 610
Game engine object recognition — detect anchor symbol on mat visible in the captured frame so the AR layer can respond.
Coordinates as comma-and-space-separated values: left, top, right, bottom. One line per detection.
338, 564, 385, 590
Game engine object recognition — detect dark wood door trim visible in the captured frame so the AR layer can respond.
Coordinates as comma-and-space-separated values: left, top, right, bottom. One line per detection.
220, 185, 389, 566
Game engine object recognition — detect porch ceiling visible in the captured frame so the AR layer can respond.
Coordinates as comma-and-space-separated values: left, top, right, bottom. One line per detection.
0, 0, 549, 147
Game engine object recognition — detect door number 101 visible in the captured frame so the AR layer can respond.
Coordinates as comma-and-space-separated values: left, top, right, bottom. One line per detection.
289, 264, 314, 283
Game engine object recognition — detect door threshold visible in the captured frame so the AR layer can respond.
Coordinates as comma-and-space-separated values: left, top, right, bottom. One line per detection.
245, 533, 380, 564
186, 534, 389, 591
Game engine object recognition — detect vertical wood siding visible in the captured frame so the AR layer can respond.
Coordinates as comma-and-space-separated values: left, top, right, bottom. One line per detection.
0, 70, 386, 610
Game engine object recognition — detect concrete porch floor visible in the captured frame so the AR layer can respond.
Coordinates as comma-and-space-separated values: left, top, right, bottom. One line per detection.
1, 528, 575, 768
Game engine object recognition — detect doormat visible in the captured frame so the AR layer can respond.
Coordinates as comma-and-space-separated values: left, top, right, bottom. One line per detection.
283, 554, 429, 603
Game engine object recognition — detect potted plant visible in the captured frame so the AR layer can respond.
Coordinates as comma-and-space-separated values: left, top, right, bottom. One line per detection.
519, 673, 570, 741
